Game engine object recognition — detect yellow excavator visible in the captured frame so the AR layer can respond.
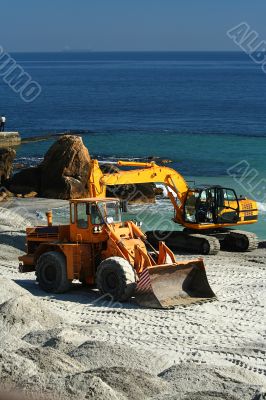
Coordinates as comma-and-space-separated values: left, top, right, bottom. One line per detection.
88, 159, 259, 255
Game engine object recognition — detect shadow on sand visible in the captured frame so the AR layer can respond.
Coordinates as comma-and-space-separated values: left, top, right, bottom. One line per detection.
14, 278, 141, 311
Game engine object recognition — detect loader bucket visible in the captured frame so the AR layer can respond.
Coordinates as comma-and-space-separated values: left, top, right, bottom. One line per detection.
134, 259, 215, 309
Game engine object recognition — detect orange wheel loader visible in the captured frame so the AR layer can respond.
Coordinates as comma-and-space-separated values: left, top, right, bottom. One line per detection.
18, 198, 215, 308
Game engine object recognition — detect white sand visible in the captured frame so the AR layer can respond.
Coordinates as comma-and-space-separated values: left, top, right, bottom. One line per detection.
0, 198, 265, 399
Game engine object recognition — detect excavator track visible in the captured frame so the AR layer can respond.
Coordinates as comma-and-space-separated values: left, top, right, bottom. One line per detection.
187, 234, 221, 255
145, 230, 220, 256
221, 230, 259, 252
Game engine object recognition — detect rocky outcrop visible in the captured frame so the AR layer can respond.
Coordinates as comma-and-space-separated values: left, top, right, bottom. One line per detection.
40, 135, 91, 199
0, 148, 16, 185
0, 132, 21, 147
100, 163, 155, 204
7, 136, 91, 199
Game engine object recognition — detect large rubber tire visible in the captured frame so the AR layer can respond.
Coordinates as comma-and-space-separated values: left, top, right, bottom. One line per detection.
36, 251, 71, 293
96, 257, 136, 302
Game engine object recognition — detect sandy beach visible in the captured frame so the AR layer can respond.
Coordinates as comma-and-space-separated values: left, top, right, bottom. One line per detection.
0, 198, 265, 399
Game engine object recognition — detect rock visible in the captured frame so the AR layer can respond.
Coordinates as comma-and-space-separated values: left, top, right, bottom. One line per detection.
0, 148, 16, 184
147, 156, 172, 164
13, 162, 28, 171
40, 135, 91, 199
154, 187, 164, 196
100, 163, 155, 204
0, 191, 7, 202
22, 191, 38, 198
7, 136, 91, 199
0, 132, 21, 148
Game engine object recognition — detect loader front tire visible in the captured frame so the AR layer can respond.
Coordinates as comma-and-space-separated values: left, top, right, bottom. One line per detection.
36, 251, 71, 293
96, 257, 136, 302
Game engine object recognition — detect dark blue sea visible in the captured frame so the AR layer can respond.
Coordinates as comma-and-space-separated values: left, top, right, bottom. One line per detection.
1, 51, 266, 237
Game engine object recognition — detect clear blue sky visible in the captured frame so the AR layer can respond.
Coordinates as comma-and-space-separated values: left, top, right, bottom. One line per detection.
1, 0, 265, 52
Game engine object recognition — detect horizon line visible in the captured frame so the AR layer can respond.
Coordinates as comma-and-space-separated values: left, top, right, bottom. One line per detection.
8, 49, 244, 54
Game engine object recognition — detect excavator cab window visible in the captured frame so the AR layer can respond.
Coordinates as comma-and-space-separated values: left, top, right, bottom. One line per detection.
184, 187, 240, 225
196, 189, 216, 223
216, 188, 239, 223
184, 190, 199, 222
184, 189, 216, 224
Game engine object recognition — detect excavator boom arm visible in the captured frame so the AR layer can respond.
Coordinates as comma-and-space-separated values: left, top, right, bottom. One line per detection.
88, 159, 188, 223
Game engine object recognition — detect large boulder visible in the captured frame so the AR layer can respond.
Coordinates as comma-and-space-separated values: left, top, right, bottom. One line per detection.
40, 135, 91, 199
7, 136, 91, 199
100, 163, 155, 204
0, 148, 16, 185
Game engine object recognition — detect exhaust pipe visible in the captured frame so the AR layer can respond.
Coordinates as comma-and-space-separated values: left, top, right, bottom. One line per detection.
46, 210, 53, 226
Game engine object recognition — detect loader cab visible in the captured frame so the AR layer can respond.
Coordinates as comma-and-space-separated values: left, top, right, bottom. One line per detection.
69, 198, 122, 242
184, 186, 240, 225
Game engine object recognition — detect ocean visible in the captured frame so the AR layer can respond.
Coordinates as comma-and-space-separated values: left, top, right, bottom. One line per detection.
1, 51, 266, 238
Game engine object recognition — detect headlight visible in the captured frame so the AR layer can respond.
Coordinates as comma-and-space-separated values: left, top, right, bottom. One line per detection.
93, 226, 102, 233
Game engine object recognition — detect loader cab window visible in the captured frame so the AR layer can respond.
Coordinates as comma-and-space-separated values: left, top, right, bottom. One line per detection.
97, 201, 122, 224
89, 203, 104, 225
76, 203, 88, 229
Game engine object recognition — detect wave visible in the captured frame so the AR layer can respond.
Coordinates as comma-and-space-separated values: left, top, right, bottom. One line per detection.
15, 156, 44, 169
258, 202, 266, 214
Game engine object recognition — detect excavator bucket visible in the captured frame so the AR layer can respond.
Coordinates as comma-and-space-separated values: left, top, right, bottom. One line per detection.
134, 259, 215, 309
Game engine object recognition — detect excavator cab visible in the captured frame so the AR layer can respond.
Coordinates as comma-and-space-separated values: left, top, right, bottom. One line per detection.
184, 186, 241, 225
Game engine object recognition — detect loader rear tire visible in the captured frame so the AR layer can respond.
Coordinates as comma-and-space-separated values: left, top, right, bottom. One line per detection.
96, 257, 136, 302
36, 251, 71, 293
